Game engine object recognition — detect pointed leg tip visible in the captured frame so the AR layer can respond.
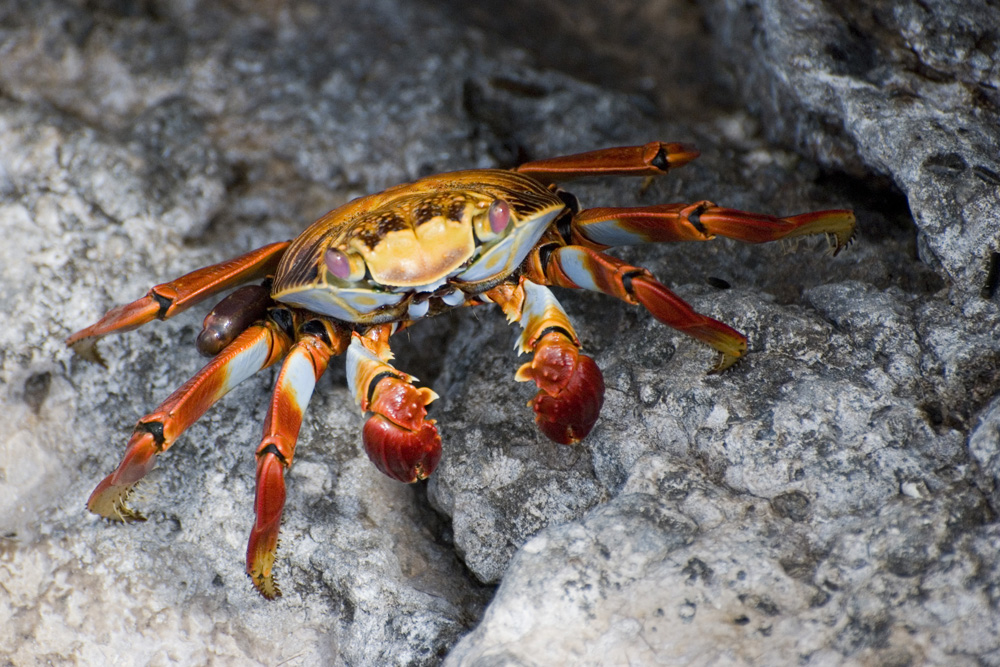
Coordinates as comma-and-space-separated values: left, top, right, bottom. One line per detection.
247, 537, 282, 600
247, 570, 282, 600
831, 227, 857, 256
663, 142, 701, 167
87, 433, 160, 521
87, 477, 147, 523
247, 526, 281, 600
67, 338, 107, 366
708, 350, 744, 374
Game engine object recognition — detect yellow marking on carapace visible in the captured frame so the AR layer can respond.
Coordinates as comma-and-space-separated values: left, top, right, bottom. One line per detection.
352, 214, 476, 286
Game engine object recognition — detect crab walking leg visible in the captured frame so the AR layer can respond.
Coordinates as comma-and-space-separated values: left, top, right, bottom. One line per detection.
66, 241, 290, 347
346, 327, 442, 482
486, 280, 605, 444
571, 203, 856, 255
247, 322, 348, 599
87, 318, 293, 522
528, 246, 747, 372
514, 142, 701, 184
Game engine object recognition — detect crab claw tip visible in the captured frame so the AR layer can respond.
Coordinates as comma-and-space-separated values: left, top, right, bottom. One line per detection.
518, 334, 605, 445
362, 414, 442, 483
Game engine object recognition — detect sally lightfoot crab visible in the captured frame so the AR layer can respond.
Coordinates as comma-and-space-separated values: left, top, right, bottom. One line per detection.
68, 142, 855, 598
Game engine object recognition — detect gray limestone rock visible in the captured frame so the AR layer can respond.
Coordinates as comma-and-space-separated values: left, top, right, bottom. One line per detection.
1, 1, 999, 665
701, 0, 1000, 301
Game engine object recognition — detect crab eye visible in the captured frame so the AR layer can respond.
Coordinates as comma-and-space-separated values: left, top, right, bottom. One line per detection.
324, 248, 352, 280
488, 199, 511, 233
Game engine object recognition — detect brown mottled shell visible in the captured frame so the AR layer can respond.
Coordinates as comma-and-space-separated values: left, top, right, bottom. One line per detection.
272, 169, 565, 295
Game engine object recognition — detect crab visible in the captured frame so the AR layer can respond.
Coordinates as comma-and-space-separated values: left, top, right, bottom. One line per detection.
68, 142, 855, 598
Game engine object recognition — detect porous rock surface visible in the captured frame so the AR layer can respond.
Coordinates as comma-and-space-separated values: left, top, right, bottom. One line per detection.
0, 1, 998, 665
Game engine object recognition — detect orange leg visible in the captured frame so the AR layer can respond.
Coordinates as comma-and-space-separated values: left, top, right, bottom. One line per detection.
525, 245, 747, 372
571, 203, 856, 255
87, 314, 293, 522
247, 319, 349, 599
485, 279, 604, 444
513, 142, 701, 184
66, 241, 289, 348
346, 326, 442, 483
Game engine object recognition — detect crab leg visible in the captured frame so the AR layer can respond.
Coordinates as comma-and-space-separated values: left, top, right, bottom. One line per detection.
346, 326, 442, 483
87, 313, 293, 522
514, 142, 701, 184
486, 280, 605, 444
571, 203, 856, 255
526, 245, 747, 371
67, 241, 289, 347
247, 319, 349, 599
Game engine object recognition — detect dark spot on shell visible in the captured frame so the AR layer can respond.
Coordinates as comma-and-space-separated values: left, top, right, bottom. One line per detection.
356, 212, 409, 249
413, 201, 441, 226
447, 196, 467, 222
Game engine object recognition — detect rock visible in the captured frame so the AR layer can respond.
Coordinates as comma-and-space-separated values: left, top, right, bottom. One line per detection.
2, 0, 999, 665
701, 0, 1000, 301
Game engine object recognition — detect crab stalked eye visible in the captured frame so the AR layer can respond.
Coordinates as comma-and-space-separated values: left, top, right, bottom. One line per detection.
488, 198, 511, 233
324, 248, 352, 280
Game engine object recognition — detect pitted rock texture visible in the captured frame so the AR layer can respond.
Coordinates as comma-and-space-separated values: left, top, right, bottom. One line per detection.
1, 1, 998, 665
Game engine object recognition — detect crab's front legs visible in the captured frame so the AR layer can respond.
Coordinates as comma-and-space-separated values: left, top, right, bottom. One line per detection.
87, 310, 294, 522
247, 319, 349, 599
486, 280, 605, 444
347, 326, 442, 483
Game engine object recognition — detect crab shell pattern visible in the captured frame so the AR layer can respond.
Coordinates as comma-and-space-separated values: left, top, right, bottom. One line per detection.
67, 142, 855, 598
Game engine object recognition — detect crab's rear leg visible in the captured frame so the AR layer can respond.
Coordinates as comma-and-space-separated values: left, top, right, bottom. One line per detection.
66, 241, 289, 350
87, 310, 294, 522
247, 319, 349, 599
346, 325, 442, 483
571, 203, 856, 255
485, 279, 604, 444
525, 245, 747, 372
514, 142, 700, 184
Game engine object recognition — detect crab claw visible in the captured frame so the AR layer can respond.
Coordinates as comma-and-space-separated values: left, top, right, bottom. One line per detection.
516, 331, 605, 444
87, 428, 160, 522
363, 379, 442, 482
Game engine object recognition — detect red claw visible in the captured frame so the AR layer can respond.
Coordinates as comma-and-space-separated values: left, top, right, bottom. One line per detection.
363, 380, 442, 482
517, 332, 605, 444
